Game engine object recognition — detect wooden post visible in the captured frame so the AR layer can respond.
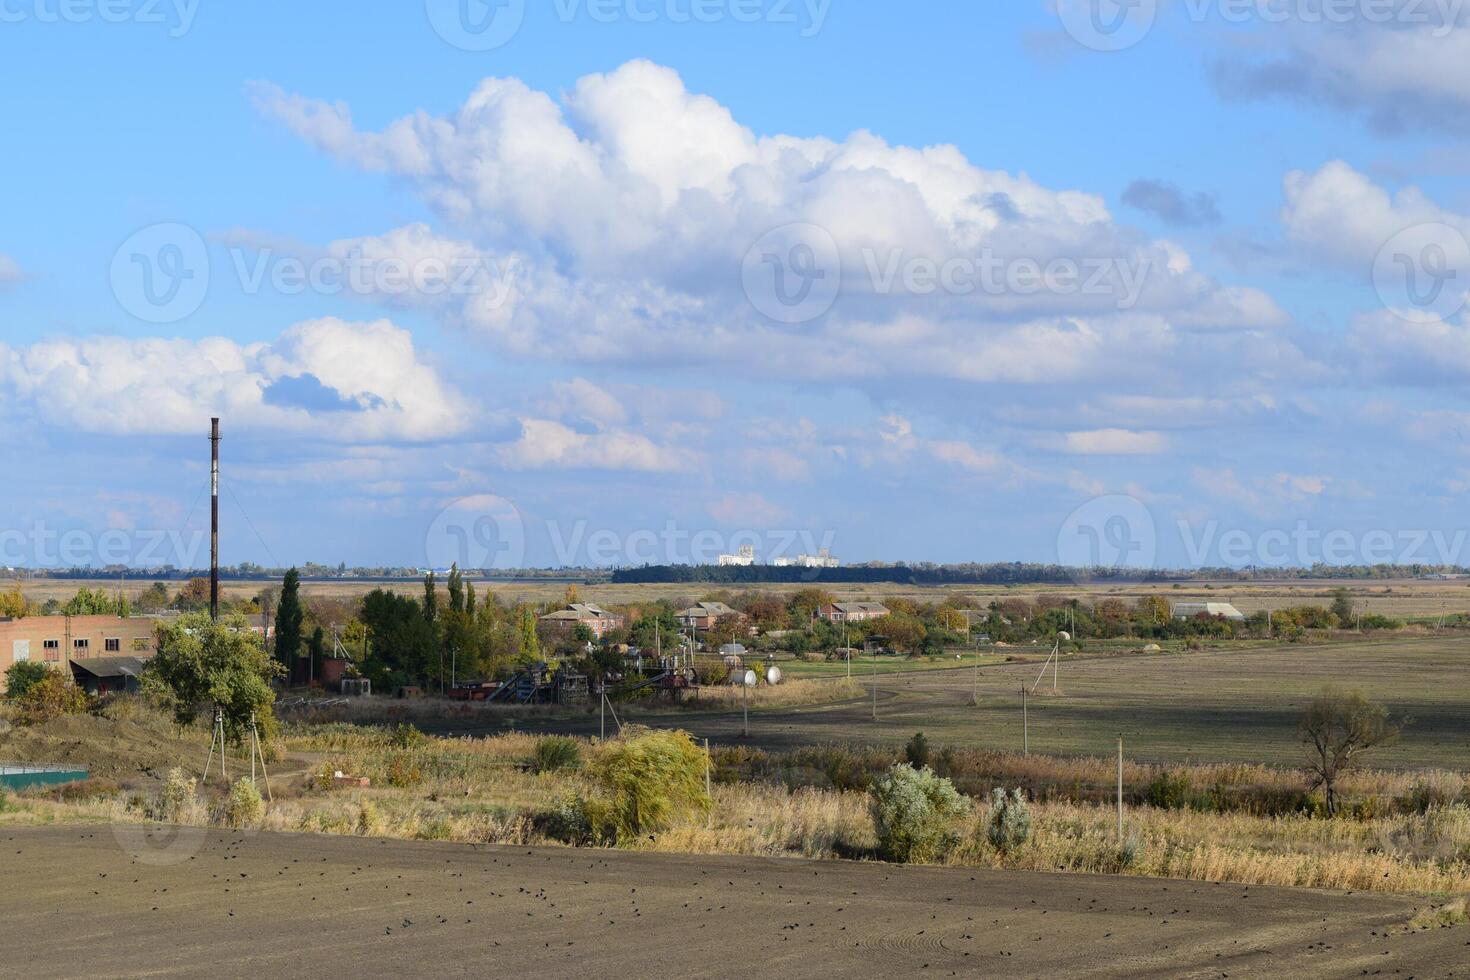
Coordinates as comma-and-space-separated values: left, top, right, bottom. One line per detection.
1117, 735, 1124, 838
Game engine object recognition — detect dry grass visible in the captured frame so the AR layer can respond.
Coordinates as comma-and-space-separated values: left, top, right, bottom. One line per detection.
2, 725, 1470, 899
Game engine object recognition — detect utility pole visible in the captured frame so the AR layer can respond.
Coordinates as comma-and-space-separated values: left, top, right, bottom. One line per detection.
1022, 686, 1029, 756
869, 640, 877, 722
742, 671, 750, 738
209, 418, 220, 622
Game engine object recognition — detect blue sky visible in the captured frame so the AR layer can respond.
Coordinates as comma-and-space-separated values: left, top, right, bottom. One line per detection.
3, 0, 1470, 571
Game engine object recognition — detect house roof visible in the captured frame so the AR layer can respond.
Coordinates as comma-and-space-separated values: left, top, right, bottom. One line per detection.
831, 602, 890, 615
540, 603, 619, 623
69, 656, 148, 679
680, 602, 736, 617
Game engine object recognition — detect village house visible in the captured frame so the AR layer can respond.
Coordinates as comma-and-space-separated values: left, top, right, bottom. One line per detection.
537, 603, 624, 640
819, 602, 891, 624
676, 601, 738, 630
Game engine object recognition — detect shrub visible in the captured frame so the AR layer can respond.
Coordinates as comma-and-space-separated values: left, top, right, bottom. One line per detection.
0, 786, 11, 814
384, 754, 423, 787
4, 661, 50, 700
1147, 770, 1192, 810
389, 723, 427, 749
584, 727, 711, 843
357, 801, 383, 837
1402, 774, 1464, 815
537, 793, 600, 846
904, 732, 931, 769
226, 778, 264, 828
870, 764, 969, 864
159, 767, 197, 822
533, 736, 583, 774
16, 674, 90, 724
986, 788, 1032, 853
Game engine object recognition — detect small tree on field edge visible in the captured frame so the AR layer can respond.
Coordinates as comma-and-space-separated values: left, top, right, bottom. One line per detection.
1299, 687, 1399, 816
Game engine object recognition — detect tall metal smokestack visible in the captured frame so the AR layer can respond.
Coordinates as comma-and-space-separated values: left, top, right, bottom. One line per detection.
210, 417, 220, 622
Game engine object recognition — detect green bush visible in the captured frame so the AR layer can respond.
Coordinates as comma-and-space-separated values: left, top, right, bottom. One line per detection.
4, 661, 50, 700
226, 778, 264, 828
986, 788, 1032, 853
870, 764, 968, 863
537, 792, 599, 846
533, 736, 583, 774
1147, 770, 1192, 810
584, 727, 711, 843
389, 723, 426, 749
904, 732, 931, 769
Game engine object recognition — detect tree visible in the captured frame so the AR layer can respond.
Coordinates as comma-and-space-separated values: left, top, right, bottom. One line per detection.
517, 607, 541, 664
447, 564, 464, 615
1330, 589, 1356, 628
274, 568, 305, 671
145, 614, 282, 743
422, 571, 438, 625
307, 627, 326, 683
0, 584, 31, 619
173, 577, 212, 612
4, 660, 50, 699
359, 589, 437, 690
1299, 688, 1399, 816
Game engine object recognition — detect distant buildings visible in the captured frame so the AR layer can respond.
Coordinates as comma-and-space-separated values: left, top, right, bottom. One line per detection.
718, 545, 756, 567
538, 603, 624, 639
773, 549, 840, 569
1171, 602, 1246, 622
819, 602, 890, 624
0, 614, 159, 694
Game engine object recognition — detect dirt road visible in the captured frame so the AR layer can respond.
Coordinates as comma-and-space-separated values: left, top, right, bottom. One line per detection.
0, 826, 1464, 977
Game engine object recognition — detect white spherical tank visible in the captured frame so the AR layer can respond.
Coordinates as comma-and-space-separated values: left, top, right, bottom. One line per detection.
765, 666, 783, 686
743, 669, 759, 688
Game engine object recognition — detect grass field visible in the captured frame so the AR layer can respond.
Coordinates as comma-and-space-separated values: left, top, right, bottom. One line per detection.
475, 633, 1470, 772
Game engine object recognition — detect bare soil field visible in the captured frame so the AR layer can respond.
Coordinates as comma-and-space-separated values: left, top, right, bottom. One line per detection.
0, 826, 1464, 978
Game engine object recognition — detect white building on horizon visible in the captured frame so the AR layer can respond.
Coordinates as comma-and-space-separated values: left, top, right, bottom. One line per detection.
718, 545, 756, 567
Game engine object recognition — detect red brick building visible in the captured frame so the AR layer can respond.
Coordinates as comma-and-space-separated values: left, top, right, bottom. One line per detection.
0, 615, 159, 693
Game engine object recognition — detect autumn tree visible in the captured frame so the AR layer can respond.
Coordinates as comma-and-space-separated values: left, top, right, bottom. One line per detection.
1299, 688, 1399, 816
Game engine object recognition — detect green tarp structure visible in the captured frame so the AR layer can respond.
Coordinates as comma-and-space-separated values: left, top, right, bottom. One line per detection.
0, 765, 89, 791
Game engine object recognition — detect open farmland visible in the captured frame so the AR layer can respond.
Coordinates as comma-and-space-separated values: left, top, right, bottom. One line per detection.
0, 826, 1465, 979
455, 633, 1470, 771
22, 576, 1470, 622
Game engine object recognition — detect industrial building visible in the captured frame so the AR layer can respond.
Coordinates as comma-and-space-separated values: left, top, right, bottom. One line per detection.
0, 615, 159, 693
